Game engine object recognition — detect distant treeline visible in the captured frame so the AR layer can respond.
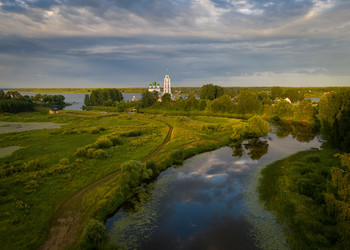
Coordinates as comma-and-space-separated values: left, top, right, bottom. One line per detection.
0, 90, 34, 113
14, 87, 350, 97
84, 89, 123, 106
0, 90, 67, 113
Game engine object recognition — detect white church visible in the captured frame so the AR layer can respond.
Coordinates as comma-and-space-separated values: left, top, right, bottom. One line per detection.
148, 73, 172, 99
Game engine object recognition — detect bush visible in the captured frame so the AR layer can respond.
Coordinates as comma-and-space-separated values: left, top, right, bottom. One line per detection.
246, 116, 270, 137
23, 160, 42, 172
90, 127, 100, 134
93, 149, 108, 159
75, 158, 84, 164
81, 219, 106, 248
121, 130, 143, 137
59, 158, 70, 165
171, 149, 185, 165
231, 123, 248, 141
94, 137, 113, 149
86, 148, 96, 158
109, 136, 123, 146
75, 147, 87, 157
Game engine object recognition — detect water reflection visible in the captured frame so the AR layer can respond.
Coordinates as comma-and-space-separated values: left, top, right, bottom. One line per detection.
273, 121, 317, 142
106, 124, 321, 249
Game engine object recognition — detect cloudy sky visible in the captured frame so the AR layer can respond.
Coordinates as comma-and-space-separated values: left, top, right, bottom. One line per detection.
0, 0, 349, 88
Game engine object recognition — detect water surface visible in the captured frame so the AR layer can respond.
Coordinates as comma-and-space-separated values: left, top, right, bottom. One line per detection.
106, 126, 322, 249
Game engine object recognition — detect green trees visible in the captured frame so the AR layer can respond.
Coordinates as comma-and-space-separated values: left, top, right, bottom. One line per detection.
293, 99, 315, 121
272, 99, 293, 119
237, 89, 263, 114
141, 90, 158, 108
211, 95, 234, 113
318, 90, 350, 151
161, 93, 171, 104
121, 160, 153, 187
199, 84, 224, 100
283, 88, 304, 103
231, 116, 269, 141
81, 219, 106, 248
184, 93, 199, 111
85, 88, 123, 106
0, 92, 34, 113
324, 153, 350, 246
270, 86, 283, 100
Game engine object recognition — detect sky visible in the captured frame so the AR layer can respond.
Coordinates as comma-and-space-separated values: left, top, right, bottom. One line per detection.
0, 0, 350, 88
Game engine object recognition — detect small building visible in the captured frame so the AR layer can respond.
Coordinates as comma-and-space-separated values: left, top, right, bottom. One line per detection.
49, 107, 59, 114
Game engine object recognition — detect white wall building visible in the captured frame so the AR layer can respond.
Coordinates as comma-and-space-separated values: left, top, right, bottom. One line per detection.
163, 73, 171, 95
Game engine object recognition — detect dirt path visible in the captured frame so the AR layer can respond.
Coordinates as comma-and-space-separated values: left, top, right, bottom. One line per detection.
40, 122, 173, 250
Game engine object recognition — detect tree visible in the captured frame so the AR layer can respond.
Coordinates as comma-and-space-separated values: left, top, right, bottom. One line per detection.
293, 99, 315, 121
237, 89, 263, 114
161, 93, 171, 104
184, 93, 199, 111
141, 90, 158, 108
283, 88, 304, 103
318, 90, 350, 151
270, 86, 283, 100
247, 116, 270, 137
211, 95, 234, 113
324, 153, 350, 245
198, 99, 207, 111
272, 99, 293, 118
199, 84, 224, 100
121, 160, 152, 187
84, 94, 91, 106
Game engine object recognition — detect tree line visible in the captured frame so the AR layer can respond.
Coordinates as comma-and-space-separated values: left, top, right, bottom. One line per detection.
84, 89, 123, 107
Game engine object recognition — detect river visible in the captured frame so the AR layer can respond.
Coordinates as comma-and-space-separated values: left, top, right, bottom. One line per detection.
105, 123, 322, 249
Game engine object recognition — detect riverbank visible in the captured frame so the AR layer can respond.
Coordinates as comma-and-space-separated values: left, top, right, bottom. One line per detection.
258, 147, 343, 249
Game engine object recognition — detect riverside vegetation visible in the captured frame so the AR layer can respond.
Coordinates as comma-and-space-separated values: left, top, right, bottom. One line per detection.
0, 85, 349, 249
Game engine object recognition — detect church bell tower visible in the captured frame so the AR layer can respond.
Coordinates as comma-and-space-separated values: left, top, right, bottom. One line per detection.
163, 72, 171, 94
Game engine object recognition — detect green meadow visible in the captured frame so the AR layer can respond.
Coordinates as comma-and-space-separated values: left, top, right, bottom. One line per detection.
0, 111, 238, 249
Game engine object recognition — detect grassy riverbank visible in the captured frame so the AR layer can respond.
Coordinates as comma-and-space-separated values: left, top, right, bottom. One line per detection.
258, 147, 343, 249
0, 111, 238, 249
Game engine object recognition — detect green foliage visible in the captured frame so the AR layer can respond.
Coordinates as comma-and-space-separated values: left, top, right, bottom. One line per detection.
141, 90, 158, 108
211, 95, 234, 113
59, 158, 70, 165
0, 99, 34, 113
318, 90, 350, 151
93, 149, 108, 159
161, 93, 171, 103
324, 153, 350, 245
259, 149, 341, 249
198, 99, 207, 111
75, 147, 87, 157
121, 160, 152, 187
171, 149, 185, 165
270, 86, 284, 100
87, 88, 123, 106
94, 137, 113, 149
199, 84, 225, 100
272, 99, 293, 119
184, 93, 199, 111
246, 116, 270, 137
283, 88, 304, 103
81, 219, 106, 249
237, 89, 263, 114
230, 123, 248, 141
293, 99, 315, 121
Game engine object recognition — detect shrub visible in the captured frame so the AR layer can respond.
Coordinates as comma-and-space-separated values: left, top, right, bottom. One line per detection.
81, 219, 105, 248
86, 148, 96, 158
90, 127, 100, 134
93, 149, 108, 159
24, 179, 39, 193
171, 149, 185, 165
94, 137, 113, 149
109, 136, 123, 146
247, 116, 270, 137
59, 158, 70, 165
75, 158, 84, 164
23, 160, 42, 172
121, 130, 143, 137
231, 123, 248, 141
75, 147, 87, 157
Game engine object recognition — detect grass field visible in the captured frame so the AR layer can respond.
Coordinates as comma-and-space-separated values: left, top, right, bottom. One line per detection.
0, 111, 239, 249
